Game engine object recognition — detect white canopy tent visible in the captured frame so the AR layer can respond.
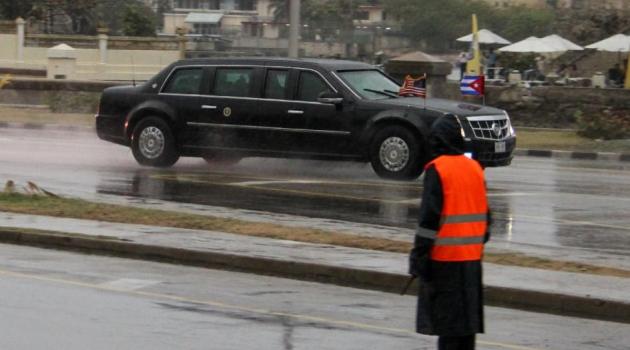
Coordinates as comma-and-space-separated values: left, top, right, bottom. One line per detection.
497, 36, 558, 53
540, 34, 583, 51
586, 34, 630, 52
586, 34, 630, 89
456, 29, 511, 45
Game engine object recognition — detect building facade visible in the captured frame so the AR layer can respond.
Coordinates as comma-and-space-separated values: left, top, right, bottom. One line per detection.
162, 0, 281, 39
480, 0, 630, 9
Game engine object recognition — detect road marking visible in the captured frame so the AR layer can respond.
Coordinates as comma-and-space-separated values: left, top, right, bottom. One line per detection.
502, 214, 630, 232
0, 268, 543, 350
487, 192, 538, 197
233, 180, 323, 187
98, 278, 161, 291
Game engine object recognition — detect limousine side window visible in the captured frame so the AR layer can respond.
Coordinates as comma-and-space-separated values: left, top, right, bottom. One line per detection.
213, 68, 253, 97
162, 68, 203, 94
264, 69, 289, 99
297, 71, 332, 102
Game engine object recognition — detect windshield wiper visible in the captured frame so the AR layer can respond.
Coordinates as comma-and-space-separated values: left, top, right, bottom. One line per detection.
364, 88, 399, 98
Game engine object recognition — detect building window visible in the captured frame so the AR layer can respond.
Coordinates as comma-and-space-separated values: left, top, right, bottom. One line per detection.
177, 0, 217, 9
236, 0, 255, 10
193, 23, 219, 34
355, 11, 369, 20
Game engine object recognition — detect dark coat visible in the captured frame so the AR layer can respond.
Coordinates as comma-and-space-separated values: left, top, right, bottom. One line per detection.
409, 116, 491, 336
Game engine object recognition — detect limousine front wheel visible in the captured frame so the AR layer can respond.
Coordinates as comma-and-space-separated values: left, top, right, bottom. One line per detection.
131, 117, 179, 167
370, 126, 423, 180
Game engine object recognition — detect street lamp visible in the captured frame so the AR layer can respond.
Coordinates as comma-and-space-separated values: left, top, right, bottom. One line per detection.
288, 0, 300, 58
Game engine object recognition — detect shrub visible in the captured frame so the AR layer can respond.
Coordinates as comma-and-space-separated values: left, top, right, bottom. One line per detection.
576, 109, 630, 140
45, 92, 100, 113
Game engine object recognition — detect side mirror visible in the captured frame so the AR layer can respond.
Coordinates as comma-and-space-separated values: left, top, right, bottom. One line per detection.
317, 91, 344, 105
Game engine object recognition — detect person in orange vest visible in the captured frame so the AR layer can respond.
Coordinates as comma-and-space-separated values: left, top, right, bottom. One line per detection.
409, 115, 492, 350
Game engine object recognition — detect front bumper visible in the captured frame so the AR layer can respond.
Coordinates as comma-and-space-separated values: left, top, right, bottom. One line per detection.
467, 136, 516, 167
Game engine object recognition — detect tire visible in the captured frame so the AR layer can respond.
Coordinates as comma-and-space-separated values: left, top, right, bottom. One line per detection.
369, 125, 424, 181
202, 152, 242, 166
131, 117, 179, 167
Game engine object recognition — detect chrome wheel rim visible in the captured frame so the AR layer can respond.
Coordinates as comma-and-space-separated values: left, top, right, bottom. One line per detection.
138, 126, 165, 159
379, 136, 409, 172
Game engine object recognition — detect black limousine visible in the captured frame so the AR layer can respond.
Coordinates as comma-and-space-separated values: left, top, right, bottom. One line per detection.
96, 58, 515, 180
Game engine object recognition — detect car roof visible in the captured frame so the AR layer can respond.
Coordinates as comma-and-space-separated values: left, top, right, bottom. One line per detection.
173, 57, 375, 71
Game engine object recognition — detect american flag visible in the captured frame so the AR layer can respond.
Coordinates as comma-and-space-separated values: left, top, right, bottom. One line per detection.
398, 74, 427, 98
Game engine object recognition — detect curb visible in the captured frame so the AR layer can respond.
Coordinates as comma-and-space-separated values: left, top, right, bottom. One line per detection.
0, 121, 94, 133
513, 149, 630, 162
1, 228, 629, 324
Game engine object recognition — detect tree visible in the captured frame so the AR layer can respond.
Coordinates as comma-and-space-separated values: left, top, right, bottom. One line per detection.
121, 2, 156, 36
384, 0, 556, 51
269, 0, 365, 40
0, 0, 37, 20
487, 6, 556, 41
385, 0, 496, 50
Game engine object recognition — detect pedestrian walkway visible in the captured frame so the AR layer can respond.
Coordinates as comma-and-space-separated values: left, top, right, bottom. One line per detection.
0, 211, 629, 323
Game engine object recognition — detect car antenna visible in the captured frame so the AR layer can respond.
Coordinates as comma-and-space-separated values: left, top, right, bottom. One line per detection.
130, 55, 136, 87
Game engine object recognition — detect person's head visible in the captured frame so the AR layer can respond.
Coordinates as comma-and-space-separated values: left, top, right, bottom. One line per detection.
429, 115, 465, 157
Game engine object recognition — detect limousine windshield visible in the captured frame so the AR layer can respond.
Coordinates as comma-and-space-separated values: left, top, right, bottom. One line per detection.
337, 69, 401, 100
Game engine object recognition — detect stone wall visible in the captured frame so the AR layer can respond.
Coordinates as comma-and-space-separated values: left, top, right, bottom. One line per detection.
0, 20, 15, 34
25, 34, 179, 50
0, 78, 120, 112
443, 82, 630, 127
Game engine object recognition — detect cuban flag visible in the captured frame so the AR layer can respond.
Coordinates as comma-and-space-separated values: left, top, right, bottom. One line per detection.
460, 75, 485, 96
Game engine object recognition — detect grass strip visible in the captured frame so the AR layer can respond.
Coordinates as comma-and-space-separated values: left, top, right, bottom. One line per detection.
516, 129, 630, 153
1, 192, 630, 278
0, 107, 93, 127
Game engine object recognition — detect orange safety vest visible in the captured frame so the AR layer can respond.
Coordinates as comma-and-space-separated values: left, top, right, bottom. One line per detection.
426, 155, 488, 262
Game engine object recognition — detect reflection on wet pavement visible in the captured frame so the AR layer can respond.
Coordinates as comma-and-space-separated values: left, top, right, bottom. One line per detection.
1, 128, 630, 255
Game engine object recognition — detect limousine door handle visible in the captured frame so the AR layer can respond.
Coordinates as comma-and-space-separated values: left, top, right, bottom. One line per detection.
287, 110, 304, 115
201, 105, 217, 110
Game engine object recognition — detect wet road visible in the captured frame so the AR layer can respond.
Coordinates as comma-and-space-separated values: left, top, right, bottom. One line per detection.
1, 128, 630, 255
1, 243, 628, 350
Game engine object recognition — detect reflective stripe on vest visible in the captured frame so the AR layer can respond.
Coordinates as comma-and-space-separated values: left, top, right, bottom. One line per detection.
427, 155, 488, 262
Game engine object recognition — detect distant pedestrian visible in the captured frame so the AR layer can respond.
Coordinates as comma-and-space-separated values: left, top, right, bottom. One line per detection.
457, 52, 470, 81
409, 115, 492, 350
609, 63, 624, 87
535, 55, 547, 80
485, 48, 497, 79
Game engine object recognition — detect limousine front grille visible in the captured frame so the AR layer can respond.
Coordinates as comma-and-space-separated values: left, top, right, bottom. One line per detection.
467, 116, 510, 141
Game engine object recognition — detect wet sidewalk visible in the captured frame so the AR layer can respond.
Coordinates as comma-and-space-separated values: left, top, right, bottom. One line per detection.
1, 211, 629, 323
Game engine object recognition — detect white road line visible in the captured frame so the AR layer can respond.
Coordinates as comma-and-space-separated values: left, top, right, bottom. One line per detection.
97, 278, 161, 291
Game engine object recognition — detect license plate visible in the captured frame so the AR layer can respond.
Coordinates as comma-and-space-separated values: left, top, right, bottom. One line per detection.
495, 141, 506, 153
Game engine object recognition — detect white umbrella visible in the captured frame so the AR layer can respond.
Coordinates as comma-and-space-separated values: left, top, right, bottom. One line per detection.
585, 34, 630, 52
540, 34, 583, 51
497, 36, 558, 53
456, 29, 511, 45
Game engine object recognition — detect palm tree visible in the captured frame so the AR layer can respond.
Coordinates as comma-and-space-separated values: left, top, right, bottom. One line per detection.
268, 0, 288, 22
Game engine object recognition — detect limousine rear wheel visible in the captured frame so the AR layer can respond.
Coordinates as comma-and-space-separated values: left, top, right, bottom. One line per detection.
131, 117, 179, 167
370, 125, 423, 180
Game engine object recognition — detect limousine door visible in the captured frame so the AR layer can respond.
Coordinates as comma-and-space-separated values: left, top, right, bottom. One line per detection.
287, 70, 354, 156
193, 67, 260, 151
